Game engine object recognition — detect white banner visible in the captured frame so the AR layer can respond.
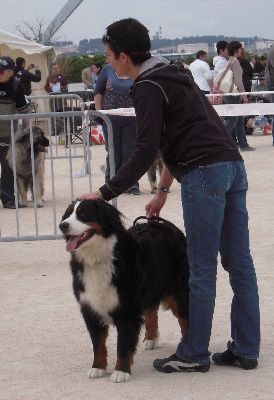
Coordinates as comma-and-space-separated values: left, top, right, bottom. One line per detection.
98, 102, 274, 118
213, 102, 274, 116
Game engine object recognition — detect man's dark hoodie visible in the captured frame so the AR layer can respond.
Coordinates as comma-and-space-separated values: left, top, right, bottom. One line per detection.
99, 59, 242, 201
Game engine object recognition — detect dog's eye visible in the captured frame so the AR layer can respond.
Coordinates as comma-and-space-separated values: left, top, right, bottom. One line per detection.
77, 209, 86, 218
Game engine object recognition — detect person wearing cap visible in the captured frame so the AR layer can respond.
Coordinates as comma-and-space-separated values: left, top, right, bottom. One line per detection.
14, 57, 41, 96
0, 56, 31, 209
79, 18, 260, 375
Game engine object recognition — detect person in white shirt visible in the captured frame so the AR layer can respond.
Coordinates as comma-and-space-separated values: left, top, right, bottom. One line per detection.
213, 41, 228, 78
189, 50, 213, 94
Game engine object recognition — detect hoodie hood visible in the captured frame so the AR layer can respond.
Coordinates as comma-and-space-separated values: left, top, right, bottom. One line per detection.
134, 61, 194, 99
139, 54, 169, 73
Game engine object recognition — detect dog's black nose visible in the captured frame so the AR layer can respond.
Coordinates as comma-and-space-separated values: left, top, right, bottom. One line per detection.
59, 221, 69, 233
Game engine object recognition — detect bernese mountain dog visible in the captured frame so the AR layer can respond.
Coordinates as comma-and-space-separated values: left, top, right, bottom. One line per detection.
59, 199, 189, 383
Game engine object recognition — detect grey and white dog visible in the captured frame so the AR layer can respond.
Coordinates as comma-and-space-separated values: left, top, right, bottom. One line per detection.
6, 126, 49, 207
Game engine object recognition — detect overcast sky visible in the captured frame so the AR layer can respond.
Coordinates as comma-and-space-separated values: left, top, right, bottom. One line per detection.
1, 0, 274, 44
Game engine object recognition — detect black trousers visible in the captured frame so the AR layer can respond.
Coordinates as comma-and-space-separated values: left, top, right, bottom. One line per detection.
0, 139, 15, 206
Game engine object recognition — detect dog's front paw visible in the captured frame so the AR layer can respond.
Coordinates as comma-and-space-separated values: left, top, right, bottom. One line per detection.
111, 370, 131, 383
143, 337, 159, 350
87, 368, 106, 379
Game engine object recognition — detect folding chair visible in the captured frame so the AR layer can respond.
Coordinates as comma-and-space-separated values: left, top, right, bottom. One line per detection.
64, 107, 85, 147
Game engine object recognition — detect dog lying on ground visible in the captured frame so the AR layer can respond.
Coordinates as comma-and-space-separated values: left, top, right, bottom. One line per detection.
6, 126, 49, 207
59, 199, 189, 383
147, 150, 164, 193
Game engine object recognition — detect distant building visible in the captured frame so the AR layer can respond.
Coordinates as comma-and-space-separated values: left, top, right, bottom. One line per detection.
55, 44, 79, 55
178, 43, 208, 54
153, 26, 163, 40
255, 40, 274, 51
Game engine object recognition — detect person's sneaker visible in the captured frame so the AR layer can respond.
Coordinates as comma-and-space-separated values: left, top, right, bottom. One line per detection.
153, 353, 210, 373
127, 188, 141, 195
3, 201, 16, 209
241, 145, 255, 151
212, 342, 258, 370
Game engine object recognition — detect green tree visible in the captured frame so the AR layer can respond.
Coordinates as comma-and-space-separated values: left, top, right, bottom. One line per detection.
57, 55, 106, 83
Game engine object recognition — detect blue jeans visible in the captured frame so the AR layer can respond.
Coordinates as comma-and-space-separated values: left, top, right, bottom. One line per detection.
176, 161, 260, 363
224, 96, 248, 149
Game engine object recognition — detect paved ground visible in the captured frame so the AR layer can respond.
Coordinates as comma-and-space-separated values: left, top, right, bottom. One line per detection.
1, 134, 273, 400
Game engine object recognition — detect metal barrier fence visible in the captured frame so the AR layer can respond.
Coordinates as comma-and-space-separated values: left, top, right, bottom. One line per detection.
0, 93, 114, 242
1, 91, 273, 242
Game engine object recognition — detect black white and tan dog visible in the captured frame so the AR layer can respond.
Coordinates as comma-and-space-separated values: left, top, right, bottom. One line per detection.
6, 126, 49, 207
59, 199, 189, 382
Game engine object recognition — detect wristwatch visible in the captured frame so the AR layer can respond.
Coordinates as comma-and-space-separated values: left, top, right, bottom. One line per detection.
157, 186, 169, 193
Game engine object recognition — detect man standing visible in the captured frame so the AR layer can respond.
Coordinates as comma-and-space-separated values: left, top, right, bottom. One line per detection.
252, 76, 271, 102
213, 40, 228, 77
80, 18, 260, 375
44, 63, 68, 97
0, 56, 31, 209
44, 63, 68, 134
14, 57, 41, 97
189, 50, 213, 94
81, 61, 96, 89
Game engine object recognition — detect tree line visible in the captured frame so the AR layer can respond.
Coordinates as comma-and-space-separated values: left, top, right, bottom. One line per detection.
78, 35, 269, 55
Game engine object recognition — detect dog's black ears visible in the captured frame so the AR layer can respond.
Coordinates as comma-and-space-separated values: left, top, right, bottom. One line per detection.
95, 201, 126, 235
61, 201, 76, 221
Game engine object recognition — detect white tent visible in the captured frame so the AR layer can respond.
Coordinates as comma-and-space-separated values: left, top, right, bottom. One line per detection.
0, 29, 56, 111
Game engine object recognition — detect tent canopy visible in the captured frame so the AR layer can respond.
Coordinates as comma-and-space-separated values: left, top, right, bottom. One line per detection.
0, 29, 56, 111
0, 29, 54, 55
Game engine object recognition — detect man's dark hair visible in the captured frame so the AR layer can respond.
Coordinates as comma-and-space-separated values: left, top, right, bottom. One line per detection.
196, 50, 207, 59
102, 18, 151, 65
216, 41, 228, 54
15, 57, 25, 67
227, 41, 242, 57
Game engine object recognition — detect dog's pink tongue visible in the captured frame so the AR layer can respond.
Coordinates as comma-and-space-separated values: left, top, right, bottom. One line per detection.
66, 236, 80, 253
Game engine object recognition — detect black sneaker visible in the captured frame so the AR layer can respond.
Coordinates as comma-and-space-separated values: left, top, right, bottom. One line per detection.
3, 201, 16, 209
241, 145, 255, 151
153, 353, 210, 373
212, 342, 258, 370
127, 188, 141, 195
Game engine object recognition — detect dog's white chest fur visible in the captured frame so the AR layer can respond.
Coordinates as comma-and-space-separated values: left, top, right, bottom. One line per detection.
75, 235, 119, 325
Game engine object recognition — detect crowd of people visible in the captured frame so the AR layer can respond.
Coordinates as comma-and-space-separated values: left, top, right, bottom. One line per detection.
187, 42, 274, 149
1, 37, 274, 210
